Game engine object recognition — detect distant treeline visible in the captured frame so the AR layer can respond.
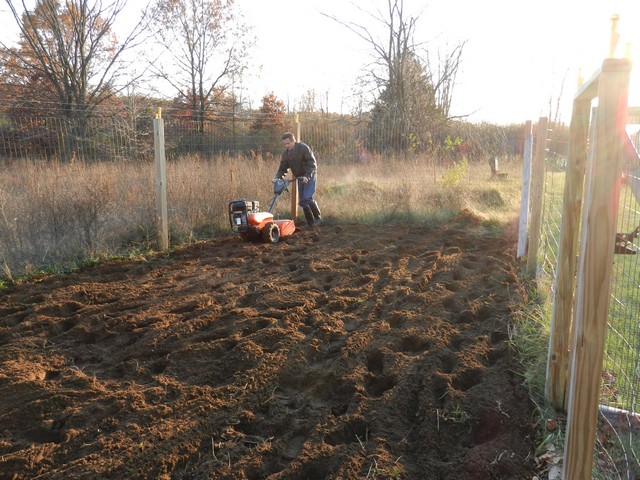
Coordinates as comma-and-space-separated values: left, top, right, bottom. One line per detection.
0, 100, 556, 164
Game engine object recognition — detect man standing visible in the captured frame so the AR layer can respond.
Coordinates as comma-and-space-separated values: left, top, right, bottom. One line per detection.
274, 132, 322, 227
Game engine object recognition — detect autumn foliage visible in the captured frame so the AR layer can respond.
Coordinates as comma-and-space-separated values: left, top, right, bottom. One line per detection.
251, 92, 286, 133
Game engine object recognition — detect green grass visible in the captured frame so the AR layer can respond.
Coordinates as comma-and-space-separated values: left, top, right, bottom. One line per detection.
509, 280, 566, 454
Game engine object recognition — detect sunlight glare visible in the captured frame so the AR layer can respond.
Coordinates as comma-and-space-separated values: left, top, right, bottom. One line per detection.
606, 7, 640, 110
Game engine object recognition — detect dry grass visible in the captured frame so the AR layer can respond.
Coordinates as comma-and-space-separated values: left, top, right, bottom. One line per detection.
0, 154, 522, 279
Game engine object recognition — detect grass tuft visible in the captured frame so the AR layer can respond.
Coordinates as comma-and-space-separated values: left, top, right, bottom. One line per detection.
509, 280, 566, 469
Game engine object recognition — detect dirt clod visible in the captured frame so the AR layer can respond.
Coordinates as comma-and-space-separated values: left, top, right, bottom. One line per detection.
0, 219, 536, 479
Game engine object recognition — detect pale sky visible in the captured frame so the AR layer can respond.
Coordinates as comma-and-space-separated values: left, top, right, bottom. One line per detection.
2, 0, 639, 125
239, 0, 640, 125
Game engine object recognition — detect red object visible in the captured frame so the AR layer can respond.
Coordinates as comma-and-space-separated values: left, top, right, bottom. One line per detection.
274, 219, 297, 237
228, 179, 299, 243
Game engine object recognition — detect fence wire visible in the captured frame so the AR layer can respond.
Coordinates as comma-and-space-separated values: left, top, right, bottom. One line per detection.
539, 149, 566, 282
538, 123, 640, 479
0, 106, 524, 163
0, 108, 526, 278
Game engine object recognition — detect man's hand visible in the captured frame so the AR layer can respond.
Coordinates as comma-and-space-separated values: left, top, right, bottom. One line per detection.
272, 178, 279, 183
300, 176, 309, 184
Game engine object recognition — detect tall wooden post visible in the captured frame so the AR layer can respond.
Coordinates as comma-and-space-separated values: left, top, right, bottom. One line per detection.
609, 14, 620, 58
153, 109, 169, 251
562, 58, 631, 480
291, 114, 300, 219
545, 97, 590, 410
526, 117, 548, 276
517, 121, 533, 258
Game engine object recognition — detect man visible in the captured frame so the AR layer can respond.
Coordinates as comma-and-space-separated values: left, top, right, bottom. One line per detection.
273, 132, 322, 227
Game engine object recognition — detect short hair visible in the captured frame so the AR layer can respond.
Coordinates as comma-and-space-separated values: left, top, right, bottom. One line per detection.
281, 132, 295, 142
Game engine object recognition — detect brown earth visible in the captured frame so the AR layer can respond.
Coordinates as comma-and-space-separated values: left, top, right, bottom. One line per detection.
0, 213, 538, 479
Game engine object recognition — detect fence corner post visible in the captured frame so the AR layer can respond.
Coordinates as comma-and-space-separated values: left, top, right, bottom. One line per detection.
563, 57, 631, 480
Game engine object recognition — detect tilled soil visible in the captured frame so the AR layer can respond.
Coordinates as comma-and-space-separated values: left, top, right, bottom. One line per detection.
0, 213, 537, 479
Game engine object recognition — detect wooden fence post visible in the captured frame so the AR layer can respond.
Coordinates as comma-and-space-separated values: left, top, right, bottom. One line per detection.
545, 97, 591, 410
517, 120, 533, 258
526, 117, 548, 276
562, 58, 631, 480
291, 114, 300, 219
153, 111, 169, 251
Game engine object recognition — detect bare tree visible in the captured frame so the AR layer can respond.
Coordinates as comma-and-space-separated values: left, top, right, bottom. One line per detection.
1, 0, 152, 158
2, 1, 152, 116
151, 0, 253, 132
432, 42, 465, 119
323, 0, 465, 151
298, 89, 319, 113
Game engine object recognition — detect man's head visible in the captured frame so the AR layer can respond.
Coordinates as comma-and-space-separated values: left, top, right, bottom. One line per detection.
282, 132, 296, 151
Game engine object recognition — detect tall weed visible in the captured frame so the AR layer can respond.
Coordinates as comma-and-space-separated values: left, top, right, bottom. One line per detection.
0, 154, 522, 278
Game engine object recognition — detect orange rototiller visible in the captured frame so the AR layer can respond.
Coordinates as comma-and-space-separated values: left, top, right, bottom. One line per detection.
228, 178, 300, 243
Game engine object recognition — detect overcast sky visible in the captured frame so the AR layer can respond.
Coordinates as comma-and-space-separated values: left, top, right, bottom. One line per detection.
240, 0, 640, 125
2, 0, 639, 125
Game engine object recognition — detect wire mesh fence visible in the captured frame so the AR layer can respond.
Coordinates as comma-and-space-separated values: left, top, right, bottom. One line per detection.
596, 125, 640, 478
537, 117, 640, 478
0, 106, 524, 163
0, 107, 526, 279
539, 141, 566, 282
0, 114, 155, 162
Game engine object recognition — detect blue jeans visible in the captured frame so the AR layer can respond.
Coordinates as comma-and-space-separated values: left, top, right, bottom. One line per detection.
298, 175, 317, 208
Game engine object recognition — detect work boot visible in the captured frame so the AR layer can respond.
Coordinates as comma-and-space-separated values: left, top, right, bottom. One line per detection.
309, 201, 322, 226
303, 206, 315, 227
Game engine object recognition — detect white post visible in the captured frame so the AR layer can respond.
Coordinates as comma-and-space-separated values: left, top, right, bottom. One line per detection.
517, 121, 533, 258
153, 109, 169, 251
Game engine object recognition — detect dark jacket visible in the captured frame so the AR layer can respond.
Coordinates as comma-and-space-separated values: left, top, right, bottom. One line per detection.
275, 142, 317, 179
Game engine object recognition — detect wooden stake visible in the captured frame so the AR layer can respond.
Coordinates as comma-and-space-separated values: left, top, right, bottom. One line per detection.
517, 121, 532, 258
526, 117, 548, 276
291, 114, 300, 219
545, 98, 590, 410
